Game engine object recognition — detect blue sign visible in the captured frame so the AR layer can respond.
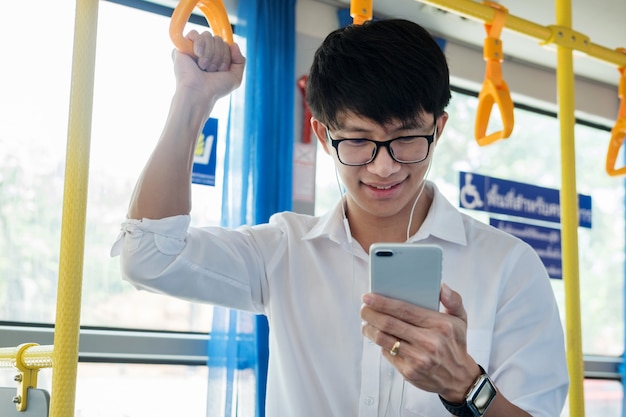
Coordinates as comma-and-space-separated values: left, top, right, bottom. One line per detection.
192, 118, 218, 186
490, 219, 563, 279
459, 172, 592, 228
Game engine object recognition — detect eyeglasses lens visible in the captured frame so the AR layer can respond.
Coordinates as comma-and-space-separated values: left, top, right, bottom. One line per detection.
337, 137, 430, 165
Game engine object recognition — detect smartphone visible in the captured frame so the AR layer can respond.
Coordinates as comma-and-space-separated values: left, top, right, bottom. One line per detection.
369, 243, 443, 310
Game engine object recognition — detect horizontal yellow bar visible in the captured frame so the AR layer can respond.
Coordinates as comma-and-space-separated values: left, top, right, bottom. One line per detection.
0, 345, 54, 369
416, 0, 626, 68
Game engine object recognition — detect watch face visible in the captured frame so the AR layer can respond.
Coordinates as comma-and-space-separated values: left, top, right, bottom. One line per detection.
468, 376, 497, 415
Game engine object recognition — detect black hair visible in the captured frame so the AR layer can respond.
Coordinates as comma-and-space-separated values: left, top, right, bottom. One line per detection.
306, 19, 451, 129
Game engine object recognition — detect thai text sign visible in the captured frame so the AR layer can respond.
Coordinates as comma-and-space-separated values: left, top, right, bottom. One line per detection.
490, 219, 563, 279
459, 172, 592, 228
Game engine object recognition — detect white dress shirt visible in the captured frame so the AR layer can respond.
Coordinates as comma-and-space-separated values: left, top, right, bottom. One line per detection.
112, 181, 568, 417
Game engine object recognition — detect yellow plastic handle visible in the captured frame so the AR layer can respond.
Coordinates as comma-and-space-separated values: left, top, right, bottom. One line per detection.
170, 0, 233, 56
606, 61, 626, 176
350, 0, 373, 25
475, 77, 514, 146
606, 118, 626, 176
475, 1, 514, 146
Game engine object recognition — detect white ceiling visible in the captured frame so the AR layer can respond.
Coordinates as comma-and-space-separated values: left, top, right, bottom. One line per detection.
353, 0, 625, 87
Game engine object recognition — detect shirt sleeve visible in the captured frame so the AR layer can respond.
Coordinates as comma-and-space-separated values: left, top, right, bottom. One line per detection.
111, 215, 267, 314
490, 244, 570, 417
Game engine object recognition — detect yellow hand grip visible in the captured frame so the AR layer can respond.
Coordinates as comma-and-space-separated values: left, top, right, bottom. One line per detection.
170, 0, 233, 57
606, 54, 626, 176
350, 0, 373, 25
606, 118, 626, 176
475, 2, 514, 146
475, 72, 514, 146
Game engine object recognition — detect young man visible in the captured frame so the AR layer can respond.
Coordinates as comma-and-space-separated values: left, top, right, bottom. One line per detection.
113, 19, 568, 417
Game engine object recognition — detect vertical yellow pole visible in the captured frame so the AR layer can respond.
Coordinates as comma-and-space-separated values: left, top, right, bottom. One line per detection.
49, 0, 99, 416
555, 0, 585, 416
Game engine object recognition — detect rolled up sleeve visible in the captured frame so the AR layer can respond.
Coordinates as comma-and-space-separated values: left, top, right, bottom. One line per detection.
111, 215, 266, 313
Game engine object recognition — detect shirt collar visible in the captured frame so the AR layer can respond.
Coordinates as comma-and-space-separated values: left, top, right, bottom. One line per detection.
303, 181, 468, 246
410, 181, 468, 246
303, 199, 348, 244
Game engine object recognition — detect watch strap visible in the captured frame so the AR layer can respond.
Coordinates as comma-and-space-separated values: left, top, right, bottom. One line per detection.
439, 365, 495, 417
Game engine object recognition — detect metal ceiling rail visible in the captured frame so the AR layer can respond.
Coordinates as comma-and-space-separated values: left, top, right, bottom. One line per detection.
416, 0, 626, 69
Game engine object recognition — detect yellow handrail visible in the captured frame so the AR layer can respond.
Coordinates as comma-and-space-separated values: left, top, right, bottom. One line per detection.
48, 0, 100, 416
0, 344, 54, 412
0, 345, 54, 369
1, 1, 98, 415
554, 0, 585, 415
416, 0, 626, 68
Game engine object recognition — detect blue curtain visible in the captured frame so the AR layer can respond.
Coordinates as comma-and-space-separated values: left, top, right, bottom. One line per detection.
208, 0, 296, 416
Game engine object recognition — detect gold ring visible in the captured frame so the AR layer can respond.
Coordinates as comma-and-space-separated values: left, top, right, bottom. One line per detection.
390, 340, 401, 356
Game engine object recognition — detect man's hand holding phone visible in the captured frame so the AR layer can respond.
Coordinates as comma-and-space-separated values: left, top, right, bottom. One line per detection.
362, 244, 479, 401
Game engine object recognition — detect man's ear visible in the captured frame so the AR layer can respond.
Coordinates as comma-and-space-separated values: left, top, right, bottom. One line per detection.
435, 112, 449, 143
311, 118, 331, 155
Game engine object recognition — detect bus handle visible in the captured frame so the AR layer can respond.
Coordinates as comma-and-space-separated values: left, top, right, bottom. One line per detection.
170, 0, 233, 57
606, 56, 626, 176
350, 0, 373, 25
475, 2, 514, 146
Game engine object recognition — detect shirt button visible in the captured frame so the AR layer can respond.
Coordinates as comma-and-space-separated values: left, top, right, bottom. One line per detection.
364, 396, 375, 406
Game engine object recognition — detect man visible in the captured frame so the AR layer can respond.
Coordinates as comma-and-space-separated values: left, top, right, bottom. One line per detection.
113, 19, 568, 416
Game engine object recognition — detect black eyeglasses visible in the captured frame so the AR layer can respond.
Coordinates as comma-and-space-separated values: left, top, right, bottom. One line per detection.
325, 122, 437, 166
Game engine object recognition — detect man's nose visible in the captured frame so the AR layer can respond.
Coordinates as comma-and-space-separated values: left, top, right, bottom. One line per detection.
367, 144, 400, 177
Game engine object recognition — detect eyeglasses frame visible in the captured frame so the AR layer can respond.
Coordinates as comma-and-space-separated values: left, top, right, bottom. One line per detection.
325, 121, 438, 166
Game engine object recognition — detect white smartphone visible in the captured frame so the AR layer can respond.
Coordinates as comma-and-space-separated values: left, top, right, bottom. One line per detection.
369, 243, 443, 310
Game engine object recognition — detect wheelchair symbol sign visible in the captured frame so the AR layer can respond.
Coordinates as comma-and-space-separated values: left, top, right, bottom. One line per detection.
459, 172, 484, 210
457, 171, 592, 228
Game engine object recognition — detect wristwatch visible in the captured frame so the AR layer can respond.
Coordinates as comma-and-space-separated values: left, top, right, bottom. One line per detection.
439, 365, 497, 417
